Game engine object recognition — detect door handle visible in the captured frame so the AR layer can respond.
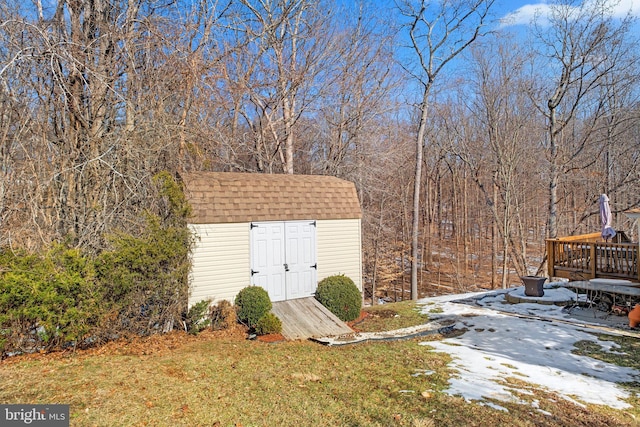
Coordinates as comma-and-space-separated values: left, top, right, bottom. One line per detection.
251, 269, 259, 276
284, 263, 289, 271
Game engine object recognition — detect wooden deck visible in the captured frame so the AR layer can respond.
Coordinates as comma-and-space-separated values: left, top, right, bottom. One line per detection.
561, 279, 640, 296
546, 231, 639, 282
271, 297, 354, 340
561, 280, 640, 309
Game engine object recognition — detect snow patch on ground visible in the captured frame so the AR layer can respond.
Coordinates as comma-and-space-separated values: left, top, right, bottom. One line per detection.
418, 288, 640, 410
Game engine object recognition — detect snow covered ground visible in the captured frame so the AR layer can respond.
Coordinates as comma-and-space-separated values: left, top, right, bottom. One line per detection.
418, 286, 640, 411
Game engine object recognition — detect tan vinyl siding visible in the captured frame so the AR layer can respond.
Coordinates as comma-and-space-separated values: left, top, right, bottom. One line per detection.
316, 219, 362, 291
188, 223, 250, 306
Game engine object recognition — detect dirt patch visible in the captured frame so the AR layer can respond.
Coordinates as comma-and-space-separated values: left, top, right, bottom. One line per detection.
346, 311, 369, 332
256, 333, 286, 343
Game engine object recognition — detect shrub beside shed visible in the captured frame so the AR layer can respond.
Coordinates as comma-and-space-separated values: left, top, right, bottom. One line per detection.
182, 172, 363, 306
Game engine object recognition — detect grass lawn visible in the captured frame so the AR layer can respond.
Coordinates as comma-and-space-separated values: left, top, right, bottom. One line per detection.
350, 300, 432, 333
1, 302, 638, 426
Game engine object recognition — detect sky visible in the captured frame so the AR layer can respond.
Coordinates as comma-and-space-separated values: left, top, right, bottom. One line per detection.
498, 0, 640, 27
416, 286, 639, 411
370, 0, 640, 27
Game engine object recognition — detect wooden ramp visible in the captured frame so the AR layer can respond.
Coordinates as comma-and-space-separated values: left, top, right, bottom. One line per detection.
271, 297, 353, 340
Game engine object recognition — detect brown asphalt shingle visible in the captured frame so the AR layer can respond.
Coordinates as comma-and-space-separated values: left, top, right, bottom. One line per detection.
182, 172, 362, 224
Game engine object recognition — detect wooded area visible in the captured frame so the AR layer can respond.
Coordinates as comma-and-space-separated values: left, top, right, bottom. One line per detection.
1, 0, 639, 301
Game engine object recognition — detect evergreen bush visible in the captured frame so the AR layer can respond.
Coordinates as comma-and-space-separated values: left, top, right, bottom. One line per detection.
93, 172, 193, 337
254, 312, 282, 335
94, 215, 191, 335
0, 245, 97, 355
234, 286, 272, 328
315, 275, 362, 322
184, 300, 211, 335
0, 172, 194, 355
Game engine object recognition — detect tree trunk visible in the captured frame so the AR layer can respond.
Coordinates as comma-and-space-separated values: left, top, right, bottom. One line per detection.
411, 89, 430, 300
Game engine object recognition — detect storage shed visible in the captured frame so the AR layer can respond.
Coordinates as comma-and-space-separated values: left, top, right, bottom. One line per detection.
182, 172, 363, 306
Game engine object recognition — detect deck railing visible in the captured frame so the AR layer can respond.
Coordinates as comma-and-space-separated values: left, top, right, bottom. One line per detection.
546, 231, 639, 282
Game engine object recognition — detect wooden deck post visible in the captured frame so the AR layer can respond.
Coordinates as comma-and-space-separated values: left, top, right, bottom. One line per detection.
590, 244, 597, 279
546, 239, 554, 278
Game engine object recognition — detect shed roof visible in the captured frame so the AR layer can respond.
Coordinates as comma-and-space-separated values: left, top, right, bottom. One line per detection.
182, 172, 362, 224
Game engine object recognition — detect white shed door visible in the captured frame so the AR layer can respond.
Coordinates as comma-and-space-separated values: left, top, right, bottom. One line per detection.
250, 222, 286, 302
285, 221, 317, 299
251, 221, 317, 302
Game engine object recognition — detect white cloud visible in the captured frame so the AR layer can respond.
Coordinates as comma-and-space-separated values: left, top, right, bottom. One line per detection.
611, 0, 640, 16
585, 0, 640, 17
499, 0, 640, 28
499, 3, 551, 28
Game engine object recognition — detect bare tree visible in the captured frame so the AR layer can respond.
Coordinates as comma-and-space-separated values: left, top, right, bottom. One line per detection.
359, 121, 415, 303
312, 3, 398, 177
0, 0, 227, 250
397, 0, 495, 299
530, 0, 636, 238
592, 63, 640, 211
456, 40, 543, 287
219, 0, 333, 174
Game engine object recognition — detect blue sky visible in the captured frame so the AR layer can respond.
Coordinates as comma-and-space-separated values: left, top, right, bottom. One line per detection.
364, 0, 640, 108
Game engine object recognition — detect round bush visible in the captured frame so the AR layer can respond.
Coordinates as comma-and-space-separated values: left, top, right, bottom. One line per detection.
234, 286, 272, 327
254, 312, 282, 335
315, 275, 362, 322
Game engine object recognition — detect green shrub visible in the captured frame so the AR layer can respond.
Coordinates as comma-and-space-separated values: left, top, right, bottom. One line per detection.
0, 172, 195, 355
210, 299, 236, 331
0, 245, 97, 355
315, 275, 362, 322
94, 215, 191, 335
254, 312, 282, 335
184, 300, 211, 335
234, 286, 272, 328
94, 172, 193, 336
